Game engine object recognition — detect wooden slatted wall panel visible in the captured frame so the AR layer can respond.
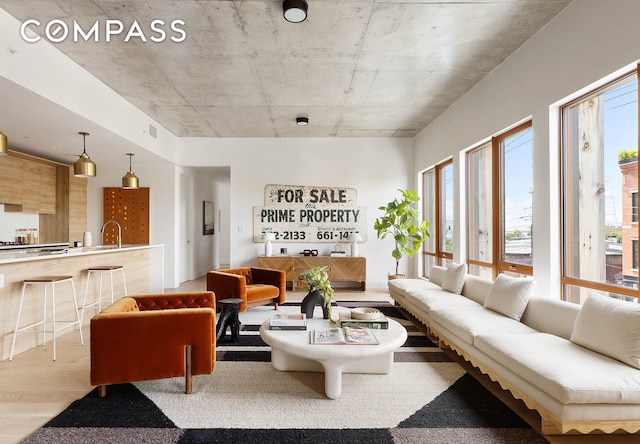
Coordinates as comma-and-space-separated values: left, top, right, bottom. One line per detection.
103, 187, 149, 245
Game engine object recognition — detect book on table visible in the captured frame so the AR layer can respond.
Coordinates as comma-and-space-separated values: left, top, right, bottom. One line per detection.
310, 327, 379, 345
269, 313, 307, 330
338, 312, 389, 329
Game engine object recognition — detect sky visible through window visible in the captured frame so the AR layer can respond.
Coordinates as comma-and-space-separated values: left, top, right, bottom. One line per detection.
503, 127, 534, 234
604, 78, 638, 227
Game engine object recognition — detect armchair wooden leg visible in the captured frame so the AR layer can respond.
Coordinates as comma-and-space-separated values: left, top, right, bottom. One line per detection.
274, 303, 278, 310
185, 345, 192, 394
97, 385, 107, 398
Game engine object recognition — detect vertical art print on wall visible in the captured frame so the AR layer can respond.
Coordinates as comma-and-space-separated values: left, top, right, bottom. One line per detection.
203, 201, 215, 235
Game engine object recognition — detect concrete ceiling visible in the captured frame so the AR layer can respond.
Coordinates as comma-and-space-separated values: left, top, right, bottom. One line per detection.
0, 0, 572, 143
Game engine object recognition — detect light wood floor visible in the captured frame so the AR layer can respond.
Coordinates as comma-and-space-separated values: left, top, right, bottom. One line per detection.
0, 277, 392, 444
0, 277, 637, 444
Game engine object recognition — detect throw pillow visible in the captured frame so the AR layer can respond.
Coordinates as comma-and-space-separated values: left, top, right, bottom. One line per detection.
570, 294, 640, 369
442, 262, 466, 294
483, 274, 535, 321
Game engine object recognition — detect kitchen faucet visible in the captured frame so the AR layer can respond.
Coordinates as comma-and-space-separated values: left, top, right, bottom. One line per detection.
101, 220, 122, 248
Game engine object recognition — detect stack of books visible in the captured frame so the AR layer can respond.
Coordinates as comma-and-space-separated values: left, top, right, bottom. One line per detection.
269, 313, 307, 330
338, 312, 389, 329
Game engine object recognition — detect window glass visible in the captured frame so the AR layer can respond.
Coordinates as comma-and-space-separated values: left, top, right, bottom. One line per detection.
440, 162, 454, 254
501, 126, 533, 266
467, 142, 493, 266
423, 169, 436, 254
562, 72, 638, 302
422, 159, 454, 276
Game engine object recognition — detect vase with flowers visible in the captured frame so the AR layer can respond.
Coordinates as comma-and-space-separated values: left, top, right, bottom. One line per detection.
300, 266, 335, 320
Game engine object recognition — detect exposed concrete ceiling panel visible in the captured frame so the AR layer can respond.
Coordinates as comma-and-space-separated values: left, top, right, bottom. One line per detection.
0, 0, 572, 138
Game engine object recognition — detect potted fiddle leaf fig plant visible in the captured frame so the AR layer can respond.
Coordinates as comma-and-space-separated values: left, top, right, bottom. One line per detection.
374, 189, 430, 279
300, 266, 335, 320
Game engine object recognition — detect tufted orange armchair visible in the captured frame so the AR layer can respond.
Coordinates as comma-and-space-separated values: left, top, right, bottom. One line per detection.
90, 292, 216, 397
206, 267, 286, 312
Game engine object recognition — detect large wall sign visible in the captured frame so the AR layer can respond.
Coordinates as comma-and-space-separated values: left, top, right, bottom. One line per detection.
253, 184, 367, 243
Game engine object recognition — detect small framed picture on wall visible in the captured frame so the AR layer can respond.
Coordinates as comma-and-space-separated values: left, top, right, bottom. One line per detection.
203, 201, 215, 235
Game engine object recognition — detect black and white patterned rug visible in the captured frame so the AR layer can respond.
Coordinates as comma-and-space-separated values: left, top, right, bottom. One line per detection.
22, 302, 546, 443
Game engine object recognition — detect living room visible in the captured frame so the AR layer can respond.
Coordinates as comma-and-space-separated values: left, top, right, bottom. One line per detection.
1, 0, 640, 442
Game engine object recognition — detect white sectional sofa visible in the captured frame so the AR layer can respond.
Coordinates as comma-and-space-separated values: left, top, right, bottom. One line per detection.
389, 265, 640, 435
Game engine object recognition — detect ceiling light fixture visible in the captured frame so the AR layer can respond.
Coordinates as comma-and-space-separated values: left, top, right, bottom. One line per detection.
0, 131, 7, 156
122, 153, 139, 189
73, 131, 96, 177
283, 0, 308, 23
296, 117, 309, 126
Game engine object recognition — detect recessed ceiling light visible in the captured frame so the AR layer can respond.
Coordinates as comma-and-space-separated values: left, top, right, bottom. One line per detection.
296, 117, 309, 126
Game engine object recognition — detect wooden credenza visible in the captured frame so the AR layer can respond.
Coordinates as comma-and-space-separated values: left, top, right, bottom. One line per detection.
257, 256, 366, 291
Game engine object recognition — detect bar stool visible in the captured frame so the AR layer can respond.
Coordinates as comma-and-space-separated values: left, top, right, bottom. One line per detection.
80, 265, 127, 323
10, 275, 84, 361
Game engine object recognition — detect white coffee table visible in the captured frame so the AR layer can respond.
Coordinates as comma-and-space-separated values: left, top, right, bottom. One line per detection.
259, 317, 407, 399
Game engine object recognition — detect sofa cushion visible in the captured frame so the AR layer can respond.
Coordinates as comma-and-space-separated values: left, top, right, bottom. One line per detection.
442, 262, 466, 295
430, 306, 537, 345
460, 274, 493, 305
388, 278, 441, 299
428, 265, 446, 287
483, 274, 535, 321
407, 288, 482, 318
245, 284, 280, 302
570, 294, 640, 369
520, 296, 580, 340
475, 333, 640, 404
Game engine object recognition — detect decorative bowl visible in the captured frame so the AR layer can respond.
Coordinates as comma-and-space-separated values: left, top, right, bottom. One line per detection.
351, 307, 381, 320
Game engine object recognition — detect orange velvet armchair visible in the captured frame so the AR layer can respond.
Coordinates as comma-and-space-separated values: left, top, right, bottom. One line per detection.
206, 267, 286, 312
90, 292, 216, 397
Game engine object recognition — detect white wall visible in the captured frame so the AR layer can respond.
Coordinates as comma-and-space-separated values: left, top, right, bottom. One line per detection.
413, 0, 640, 297
86, 159, 178, 288
213, 174, 231, 268
178, 137, 414, 288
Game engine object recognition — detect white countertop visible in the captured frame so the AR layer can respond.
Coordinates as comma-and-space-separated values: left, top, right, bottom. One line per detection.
0, 244, 162, 265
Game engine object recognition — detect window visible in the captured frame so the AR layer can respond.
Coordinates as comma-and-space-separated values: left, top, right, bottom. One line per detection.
561, 69, 639, 303
440, 161, 454, 257
422, 159, 454, 276
466, 141, 493, 279
465, 121, 533, 279
422, 169, 437, 276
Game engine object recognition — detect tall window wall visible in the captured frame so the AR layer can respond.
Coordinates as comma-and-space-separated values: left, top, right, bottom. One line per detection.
422, 159, 453, 276
466, 121, 534, 279
561, 69, 639, 303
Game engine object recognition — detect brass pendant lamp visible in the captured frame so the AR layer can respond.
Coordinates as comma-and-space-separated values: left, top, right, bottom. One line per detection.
122, 153, 139, 189
73, 131, 96, 177
0, 131, 8, 156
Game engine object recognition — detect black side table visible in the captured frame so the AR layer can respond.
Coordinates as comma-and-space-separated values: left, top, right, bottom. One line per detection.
216, 298, 243, 342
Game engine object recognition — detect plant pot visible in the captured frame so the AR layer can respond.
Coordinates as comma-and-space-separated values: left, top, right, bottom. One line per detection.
301, 290, 329, 319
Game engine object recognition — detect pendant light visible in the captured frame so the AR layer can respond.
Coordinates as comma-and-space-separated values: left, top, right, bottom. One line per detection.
0, 131, 7, 156
73, 131, 96, 177
122, 153, 139, 189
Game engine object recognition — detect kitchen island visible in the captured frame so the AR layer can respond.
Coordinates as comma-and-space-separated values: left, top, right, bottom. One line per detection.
0, 244, 164, 360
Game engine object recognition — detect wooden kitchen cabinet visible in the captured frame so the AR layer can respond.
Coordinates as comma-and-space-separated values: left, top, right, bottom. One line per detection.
39, 167, 87, 244
257, 256, 366, 291
0, 156, 23, 205
4, 155, 56, 214
39, 163, 57, 214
